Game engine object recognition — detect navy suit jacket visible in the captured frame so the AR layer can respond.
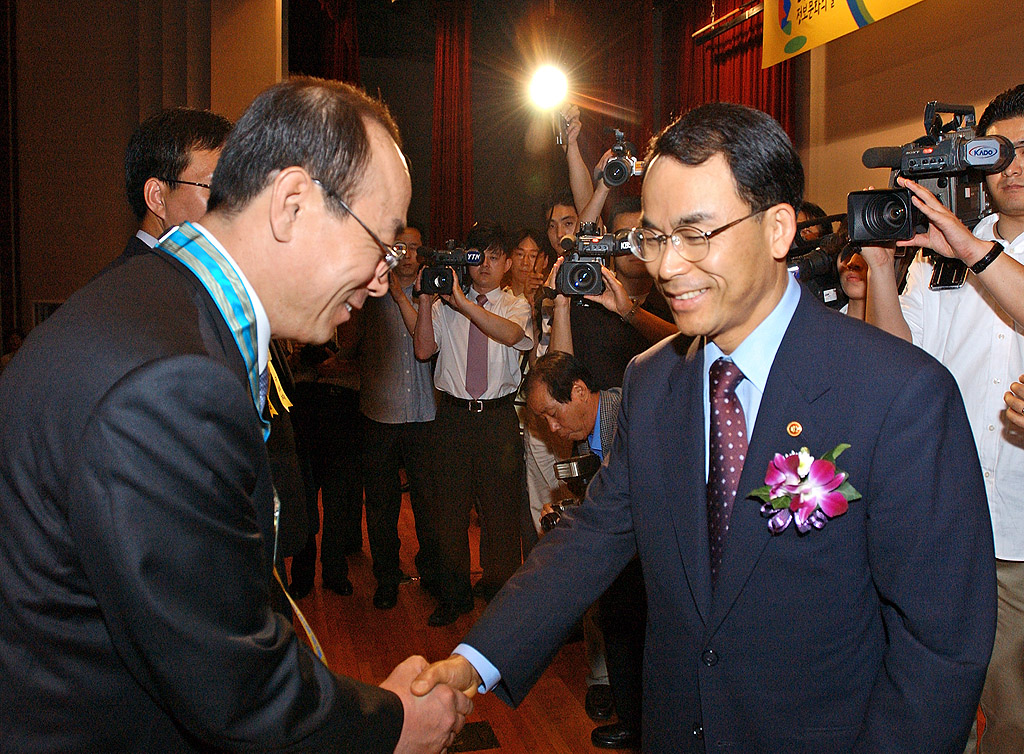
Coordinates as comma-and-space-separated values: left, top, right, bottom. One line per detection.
0, 248, 402, 751
464, 287, 996, 753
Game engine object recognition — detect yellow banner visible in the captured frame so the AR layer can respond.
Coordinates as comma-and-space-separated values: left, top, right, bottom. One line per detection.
763, 0, 926, 68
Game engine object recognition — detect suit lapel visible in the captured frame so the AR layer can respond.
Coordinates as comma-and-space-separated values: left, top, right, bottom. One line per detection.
708, 290, 833, 633
660, 338, 713, 626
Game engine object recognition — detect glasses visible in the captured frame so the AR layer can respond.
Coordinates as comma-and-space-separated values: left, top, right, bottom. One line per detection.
628, 208, 766, 264
312, 179, 407, 279
159, 177, 211, 190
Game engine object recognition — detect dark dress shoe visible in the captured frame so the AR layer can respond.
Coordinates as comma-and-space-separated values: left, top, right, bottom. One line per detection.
591, 722, 641, 749
323, 577, 353, 596
373, 583, 399, 610
287, 575, 313, 601
471, 581, 499, 603
585, 683, 615, 721
427, 600, 473, 627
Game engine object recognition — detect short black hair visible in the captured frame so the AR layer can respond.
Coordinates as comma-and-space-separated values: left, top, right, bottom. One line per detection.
124, 108, 233, 221
526, 351, 599, 404
978, 84, 1024, 136
207, 77, 401, 218
511, 227, 545, 252
646, 102, 804, 213
542, 188, 577, 221
799, 200, 832, 236
466, 220, 508, 256
609, 196, 642, 229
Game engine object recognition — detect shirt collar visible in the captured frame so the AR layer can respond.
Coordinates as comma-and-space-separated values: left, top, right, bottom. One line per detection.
704, 273, 801, 391
135, 229, 158, 248
191, 222, 271, 373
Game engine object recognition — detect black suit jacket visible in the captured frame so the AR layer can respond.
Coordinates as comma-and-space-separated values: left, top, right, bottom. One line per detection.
464, 288, 996, 753
0, 249, 402, 751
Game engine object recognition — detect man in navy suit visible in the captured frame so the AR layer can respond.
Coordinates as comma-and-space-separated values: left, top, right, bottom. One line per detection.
411, 103, 997, 752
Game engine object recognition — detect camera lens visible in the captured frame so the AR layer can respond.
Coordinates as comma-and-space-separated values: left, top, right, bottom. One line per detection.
603, 158, 629, 187
864, 194, 908, 237
569, 264, 596, 293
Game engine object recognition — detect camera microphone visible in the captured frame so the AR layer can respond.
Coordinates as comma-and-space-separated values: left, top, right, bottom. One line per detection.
862, 146, 903, 170
560, 235, 576, 253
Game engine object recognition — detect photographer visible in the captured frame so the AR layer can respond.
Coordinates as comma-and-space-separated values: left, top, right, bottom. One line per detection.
412, 221, 533, 627
862, 84, 1024, 753
549, 197, 678, 386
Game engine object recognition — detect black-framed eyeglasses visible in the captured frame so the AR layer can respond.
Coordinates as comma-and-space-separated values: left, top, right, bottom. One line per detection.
628, 208, 766, 264
312, 179, 406, 279
158, 177, 211, 190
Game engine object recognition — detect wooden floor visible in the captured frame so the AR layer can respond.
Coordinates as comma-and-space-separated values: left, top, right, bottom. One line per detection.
286, 496, 638, 754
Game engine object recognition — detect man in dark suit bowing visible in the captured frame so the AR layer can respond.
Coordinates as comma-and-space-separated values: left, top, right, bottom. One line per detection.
411, 103, 996, 752
0, 78, 470, 753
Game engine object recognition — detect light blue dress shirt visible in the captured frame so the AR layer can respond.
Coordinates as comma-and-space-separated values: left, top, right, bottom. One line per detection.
455, 274, 802, 694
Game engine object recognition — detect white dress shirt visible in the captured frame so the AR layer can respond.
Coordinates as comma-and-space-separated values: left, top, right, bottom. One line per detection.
900, 213, 1024, 560
430, 286, 533, 400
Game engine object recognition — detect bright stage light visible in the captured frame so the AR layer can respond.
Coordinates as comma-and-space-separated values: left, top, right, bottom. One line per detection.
528, 65, 568, 110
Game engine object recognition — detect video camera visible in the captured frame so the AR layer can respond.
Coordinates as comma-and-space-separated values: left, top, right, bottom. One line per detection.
599, 129, 645, 188
848, 101, 1014, 288
418, 241, 482, 296
555, 222, 633, 296
787, 214, 852, 310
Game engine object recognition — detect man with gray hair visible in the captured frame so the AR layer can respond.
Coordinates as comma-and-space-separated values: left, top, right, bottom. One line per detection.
0, 78, 470, 753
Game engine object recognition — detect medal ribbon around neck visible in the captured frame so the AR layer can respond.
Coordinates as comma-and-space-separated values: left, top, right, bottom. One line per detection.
158, 222, 270, 441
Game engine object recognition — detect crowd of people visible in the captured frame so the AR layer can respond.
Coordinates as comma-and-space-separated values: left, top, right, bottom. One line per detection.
0, 75, 1022, 754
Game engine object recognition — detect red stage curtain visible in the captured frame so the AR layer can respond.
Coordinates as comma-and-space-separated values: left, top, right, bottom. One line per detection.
660, 0, 793, 139
288, 0, 360, 85
429, 0, 473, 245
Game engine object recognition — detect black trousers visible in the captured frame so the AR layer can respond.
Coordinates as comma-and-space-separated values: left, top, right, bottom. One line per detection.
361, 415, 442, 587
431, 397, 526, 606
598, 557, 647, 730
290, 383, 363, 584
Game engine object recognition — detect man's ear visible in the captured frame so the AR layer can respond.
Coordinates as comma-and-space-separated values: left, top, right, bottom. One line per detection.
268, 166, 314, 244
571, 379, 589, 401
763, 203, 797, 261
143, 177, 168, 222
502, 255, 512, 274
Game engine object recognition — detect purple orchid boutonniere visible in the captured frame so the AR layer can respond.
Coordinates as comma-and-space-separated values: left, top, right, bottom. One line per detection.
749, 444, 861, 535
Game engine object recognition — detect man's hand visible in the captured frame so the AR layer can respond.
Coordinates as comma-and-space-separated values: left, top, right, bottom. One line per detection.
410, 654, 482, 699
585, 266, 630, 316
1004, 375, 1024, 431
389, 270, 407, 303
561, 104, 582, 150
896, 176, 993, 265
381, 656, 473, 754
440, 268, 470, 311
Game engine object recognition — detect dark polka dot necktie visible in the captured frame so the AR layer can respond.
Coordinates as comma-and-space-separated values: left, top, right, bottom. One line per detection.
707, 357, 747, 586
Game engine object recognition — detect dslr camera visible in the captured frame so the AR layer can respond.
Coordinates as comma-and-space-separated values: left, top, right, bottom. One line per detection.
539, 452, 602, 533
418, 241, 482, 296
555, 222, 634, 296
600, 129, 645, 188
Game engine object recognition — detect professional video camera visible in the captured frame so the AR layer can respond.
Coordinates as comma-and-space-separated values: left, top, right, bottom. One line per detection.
418, 241, 482, 296
787, 214, 852, 310
554, 222, 634, 296
849, 101, 1014, 287
599, 128, 645, 188
539, 452, 602, 533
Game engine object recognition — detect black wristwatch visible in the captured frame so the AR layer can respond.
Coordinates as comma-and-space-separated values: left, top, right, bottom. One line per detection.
970, 241, 1003, 275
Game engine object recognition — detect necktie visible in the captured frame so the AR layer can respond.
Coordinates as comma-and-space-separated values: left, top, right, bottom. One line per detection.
465, 293, 489, 399
258, 366, 269, 414
707, 357, 747, 586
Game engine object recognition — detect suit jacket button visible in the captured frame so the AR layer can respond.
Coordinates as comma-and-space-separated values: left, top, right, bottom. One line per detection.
701, 648, 718, 666
693, 724, 704, 739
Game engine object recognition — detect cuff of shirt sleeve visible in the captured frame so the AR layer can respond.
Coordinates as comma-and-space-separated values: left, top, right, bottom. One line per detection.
453, 643, 501, 694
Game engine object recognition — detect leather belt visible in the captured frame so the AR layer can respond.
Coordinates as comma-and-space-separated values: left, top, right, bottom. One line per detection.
440, 392, 516, 413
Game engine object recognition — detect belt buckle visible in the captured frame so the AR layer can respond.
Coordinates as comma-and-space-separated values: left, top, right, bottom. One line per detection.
468, 399, 484, 413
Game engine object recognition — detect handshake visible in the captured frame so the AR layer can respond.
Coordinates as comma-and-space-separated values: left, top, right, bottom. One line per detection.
380, 654, 484, 753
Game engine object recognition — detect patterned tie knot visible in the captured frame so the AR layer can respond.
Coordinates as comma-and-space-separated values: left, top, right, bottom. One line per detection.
476, 293, 488, 306
710, 358, 744, 401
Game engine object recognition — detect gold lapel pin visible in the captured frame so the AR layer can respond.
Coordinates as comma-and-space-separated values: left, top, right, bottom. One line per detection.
786, 421, 802, 437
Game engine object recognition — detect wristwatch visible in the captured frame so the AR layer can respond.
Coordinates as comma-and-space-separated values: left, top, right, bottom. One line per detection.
970, 240, 1003, 275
